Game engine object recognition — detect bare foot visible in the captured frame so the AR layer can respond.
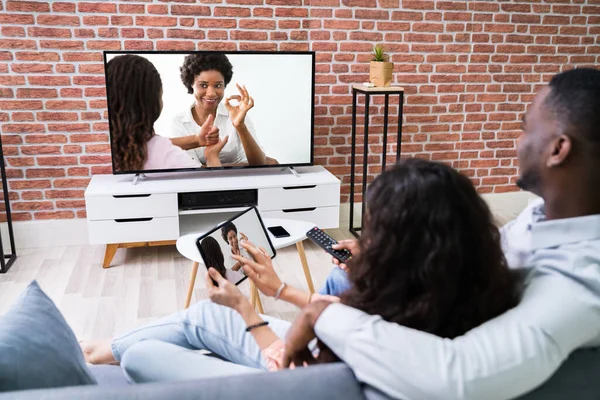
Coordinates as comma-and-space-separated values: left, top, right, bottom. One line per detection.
80, 339, 118, 365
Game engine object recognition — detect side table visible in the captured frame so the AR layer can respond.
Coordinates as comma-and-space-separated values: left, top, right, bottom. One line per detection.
177, 218, 317, 313
349, 84, 405, 237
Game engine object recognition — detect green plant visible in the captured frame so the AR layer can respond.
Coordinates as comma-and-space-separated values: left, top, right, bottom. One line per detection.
371, 44, 389, 62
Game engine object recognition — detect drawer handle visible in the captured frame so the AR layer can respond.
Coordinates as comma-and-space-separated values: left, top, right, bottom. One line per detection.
113, 194, 151, 198
114, 217, 154, 223
282, 207, 316, 213
282, 185, 317, 190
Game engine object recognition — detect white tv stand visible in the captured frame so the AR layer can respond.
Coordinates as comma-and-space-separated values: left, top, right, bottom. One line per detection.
84, 166, 340, 268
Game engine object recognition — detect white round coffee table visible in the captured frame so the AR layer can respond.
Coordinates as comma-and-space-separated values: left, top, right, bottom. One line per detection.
177, 218, 317, 312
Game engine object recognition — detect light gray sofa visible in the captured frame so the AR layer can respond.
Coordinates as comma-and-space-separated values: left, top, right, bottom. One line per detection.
2, 348, 600, 400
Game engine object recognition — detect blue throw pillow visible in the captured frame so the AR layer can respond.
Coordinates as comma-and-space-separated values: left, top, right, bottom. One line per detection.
0, 281, 97, 392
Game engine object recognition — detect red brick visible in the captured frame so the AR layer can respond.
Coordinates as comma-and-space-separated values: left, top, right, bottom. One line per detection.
34, 211, 75, 220
37, 156, 78, 166
40, 40, 84, 50
53, 178, 91, 188
45, 190, 84, 199
9, 180, 52, 190
0, 100, 43, 110
67, 167, 89, 176
13, 201, 54, 211
26, 168, 65, 178
0, 39, 37, 49
6, 1, 50, 12
0, 14, 35, 24
136, 16, 178, 26
172, 5, 211, 15
21, 191, 44, 200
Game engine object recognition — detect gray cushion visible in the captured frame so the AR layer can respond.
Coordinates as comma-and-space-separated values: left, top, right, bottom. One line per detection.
0, 363, 364, 400
0, 281, 96, 392
88, 365, 130, 386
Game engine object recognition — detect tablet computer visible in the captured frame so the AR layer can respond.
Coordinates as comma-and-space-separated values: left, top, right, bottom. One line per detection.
195, 206, 276, 286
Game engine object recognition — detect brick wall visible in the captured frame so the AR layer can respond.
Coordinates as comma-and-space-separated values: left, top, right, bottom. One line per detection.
0, 0, 599, 221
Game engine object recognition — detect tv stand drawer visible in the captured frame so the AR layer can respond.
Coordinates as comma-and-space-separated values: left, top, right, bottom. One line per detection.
258, 184, 339, 211
88, 216, 179, 244
86, 193, 177, 220
261, 206, 339, 229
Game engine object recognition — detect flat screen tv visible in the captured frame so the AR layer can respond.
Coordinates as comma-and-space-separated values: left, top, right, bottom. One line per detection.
103, 51, 315, 174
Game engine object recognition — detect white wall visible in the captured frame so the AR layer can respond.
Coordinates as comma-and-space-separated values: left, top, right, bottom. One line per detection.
106, 52, 313, 165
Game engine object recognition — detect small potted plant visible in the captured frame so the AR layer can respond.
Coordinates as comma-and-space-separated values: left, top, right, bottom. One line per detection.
369, 44, 394, 87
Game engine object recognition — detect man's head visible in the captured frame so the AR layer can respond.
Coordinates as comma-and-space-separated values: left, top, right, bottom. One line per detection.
517, 68, 600, 196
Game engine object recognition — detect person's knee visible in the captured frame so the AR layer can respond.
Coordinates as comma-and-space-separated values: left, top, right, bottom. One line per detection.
329, 266, 348, 280
323, 266, 351, 296
121, 340, 165, 383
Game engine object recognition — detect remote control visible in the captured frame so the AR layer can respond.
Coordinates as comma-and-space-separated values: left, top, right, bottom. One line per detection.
306, 227, 352, 264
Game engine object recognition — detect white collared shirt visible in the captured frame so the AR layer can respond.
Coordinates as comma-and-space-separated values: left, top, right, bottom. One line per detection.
315, 200, 600, 400
169, 103, 262, 165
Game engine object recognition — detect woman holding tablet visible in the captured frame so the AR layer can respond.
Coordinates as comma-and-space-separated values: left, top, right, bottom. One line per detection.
83, 159, 520, 381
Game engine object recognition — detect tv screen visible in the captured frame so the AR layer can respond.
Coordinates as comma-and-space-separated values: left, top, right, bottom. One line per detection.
103, 51, 315, 174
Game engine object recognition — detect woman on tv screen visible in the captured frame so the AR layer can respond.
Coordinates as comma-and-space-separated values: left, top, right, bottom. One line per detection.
170, 53, 267, 166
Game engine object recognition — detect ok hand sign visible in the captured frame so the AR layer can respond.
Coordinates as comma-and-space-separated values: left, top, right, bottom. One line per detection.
225, 83, 254, 129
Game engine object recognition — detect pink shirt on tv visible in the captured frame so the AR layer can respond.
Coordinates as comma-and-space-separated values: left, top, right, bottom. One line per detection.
143, 134, 199, 171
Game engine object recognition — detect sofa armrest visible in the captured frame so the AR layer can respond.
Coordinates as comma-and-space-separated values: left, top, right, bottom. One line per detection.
515, 348, 600, 400
0, 363, 365, 400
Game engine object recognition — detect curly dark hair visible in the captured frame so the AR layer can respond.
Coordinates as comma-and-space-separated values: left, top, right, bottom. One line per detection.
200, 236, 227, 278
106, 54, 162, 172
221, 222, 237, 244
341, 158, 520, 339
180, 53, 234, 95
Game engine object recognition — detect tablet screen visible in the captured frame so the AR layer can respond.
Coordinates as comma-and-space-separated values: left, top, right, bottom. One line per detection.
196, 207, 275, 286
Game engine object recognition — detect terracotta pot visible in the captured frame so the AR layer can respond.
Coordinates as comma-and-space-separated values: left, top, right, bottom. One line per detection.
369, 61, 394, 87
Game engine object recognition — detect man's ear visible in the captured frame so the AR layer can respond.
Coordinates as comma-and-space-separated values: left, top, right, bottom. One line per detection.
547, 135, 571, 167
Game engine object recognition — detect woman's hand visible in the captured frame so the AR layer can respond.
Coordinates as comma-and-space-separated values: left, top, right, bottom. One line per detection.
197, 114, 220, 147
225, 84, 254, 129
205, 267, 248, 311
231, 241, 281, 297
239, 232, 249, 242
204, 135, 228, 167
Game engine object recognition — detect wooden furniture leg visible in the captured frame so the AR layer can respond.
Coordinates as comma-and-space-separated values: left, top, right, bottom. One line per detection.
184, 261, 199, 309
249, 280, 265, 314
101, 240, 177, 269
102, 244, 119, 269
296, 241, 315, 294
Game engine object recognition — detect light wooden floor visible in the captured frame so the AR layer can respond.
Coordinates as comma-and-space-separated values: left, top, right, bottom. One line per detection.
0, 228, 354, 341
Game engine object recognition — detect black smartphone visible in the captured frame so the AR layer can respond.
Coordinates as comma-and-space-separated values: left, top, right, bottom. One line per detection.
195, 207, 276, 287
268, 226, 290, 238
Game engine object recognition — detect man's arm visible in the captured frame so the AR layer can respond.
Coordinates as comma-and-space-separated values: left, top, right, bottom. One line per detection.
314, 271, 600, 400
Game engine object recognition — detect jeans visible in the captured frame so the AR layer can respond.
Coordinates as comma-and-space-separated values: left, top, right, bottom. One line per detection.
319, 267, 351, 296
112, 301, 292, 382
113, 266, 350, 383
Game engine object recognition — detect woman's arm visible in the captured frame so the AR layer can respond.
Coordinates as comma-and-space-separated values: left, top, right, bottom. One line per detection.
235, 122, 266, 165
232, 242, 340, 308
225, 84, 266, 165
170, 135, 202, 151
206, 268, 279, 350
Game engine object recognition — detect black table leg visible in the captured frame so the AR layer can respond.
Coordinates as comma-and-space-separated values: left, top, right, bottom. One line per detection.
349, 89, 357, 235
361, 94, 370, 230
382, 94, 389, 171
396, 92, 404, 162
0, 134, 17, 273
